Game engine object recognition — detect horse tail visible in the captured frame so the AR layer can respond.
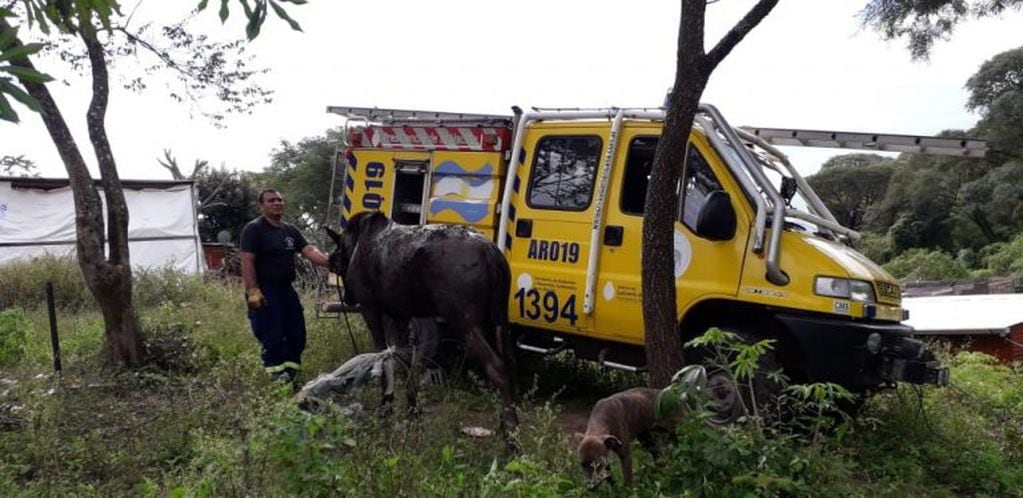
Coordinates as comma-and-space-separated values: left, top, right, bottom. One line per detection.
485, 243, 514, 369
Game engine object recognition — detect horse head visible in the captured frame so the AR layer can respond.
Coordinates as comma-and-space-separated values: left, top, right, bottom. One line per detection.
325, 211, 391, 305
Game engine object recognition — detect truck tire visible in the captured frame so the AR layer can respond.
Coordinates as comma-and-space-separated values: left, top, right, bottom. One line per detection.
685, 328, 784, 426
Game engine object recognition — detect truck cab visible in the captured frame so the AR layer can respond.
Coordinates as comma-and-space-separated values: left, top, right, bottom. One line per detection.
330, 104, 957, 406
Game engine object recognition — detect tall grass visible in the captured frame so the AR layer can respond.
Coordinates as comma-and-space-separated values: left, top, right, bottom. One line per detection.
1, 259, 1021, 496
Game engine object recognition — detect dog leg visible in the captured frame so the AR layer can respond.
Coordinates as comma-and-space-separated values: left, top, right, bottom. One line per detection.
618, 445, 634, 486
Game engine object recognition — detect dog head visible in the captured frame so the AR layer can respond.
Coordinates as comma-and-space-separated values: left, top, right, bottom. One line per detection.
574, 433, 622, 485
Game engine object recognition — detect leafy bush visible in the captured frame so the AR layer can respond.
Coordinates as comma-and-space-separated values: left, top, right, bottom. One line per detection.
883, 248, 970, 281
133, 266, 214, 309
982, 233, 1023, 279
0, 256, 91, 311
855, 233, 896, 264
0, 309, 29, 366
2, 277, 1022, 496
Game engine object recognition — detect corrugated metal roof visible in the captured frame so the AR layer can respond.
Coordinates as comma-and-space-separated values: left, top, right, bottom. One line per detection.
903, 294, 1023, 336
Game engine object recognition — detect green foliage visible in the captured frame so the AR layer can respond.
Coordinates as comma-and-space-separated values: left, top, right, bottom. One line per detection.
194, 166, 261, 242
263, 128, 345, 236
0, 15, 51, 123
883, 247, 970, 281
0, 309, 29, 366
862, 0, 1023, 60
855, 232, 896, 264
0, 256, 220, 312
981, 232, 1023, 278
0, 255, 92, 311
1, 278, 1022, 496
807, 154, 893, 230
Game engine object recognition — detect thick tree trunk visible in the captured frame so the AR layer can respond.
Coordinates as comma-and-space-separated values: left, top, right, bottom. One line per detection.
642, 2, 711, 387
82, 25, 144, 366
3, 18, 144, 367
643, 0, 778, 387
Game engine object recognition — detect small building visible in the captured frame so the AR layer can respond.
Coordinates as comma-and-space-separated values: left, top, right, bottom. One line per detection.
903, 294, 1023, 363
0, 177, 204, 274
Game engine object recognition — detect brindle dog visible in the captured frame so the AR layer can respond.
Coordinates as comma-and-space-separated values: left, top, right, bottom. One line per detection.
325, 212, 519, 433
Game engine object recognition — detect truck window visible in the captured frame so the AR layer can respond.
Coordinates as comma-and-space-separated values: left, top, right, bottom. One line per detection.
679, 145, 724, 230
616, 137, 723, 220
527, 135, 602, 211
620, 136, 660, 215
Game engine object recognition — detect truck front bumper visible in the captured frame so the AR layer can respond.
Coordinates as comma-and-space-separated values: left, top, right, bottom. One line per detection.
777, 313, 949, 390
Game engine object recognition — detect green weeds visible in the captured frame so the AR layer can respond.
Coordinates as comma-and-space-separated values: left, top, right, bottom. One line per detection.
0, 261, 1021, 496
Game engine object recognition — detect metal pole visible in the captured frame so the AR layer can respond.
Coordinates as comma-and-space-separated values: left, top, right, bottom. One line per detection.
45, 282, 62, 374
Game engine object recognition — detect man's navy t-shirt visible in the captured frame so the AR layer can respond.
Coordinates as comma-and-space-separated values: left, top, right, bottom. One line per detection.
239, 217, 309, 285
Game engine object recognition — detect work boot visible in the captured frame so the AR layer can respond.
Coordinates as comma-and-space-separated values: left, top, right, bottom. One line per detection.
270, 369, 299, 393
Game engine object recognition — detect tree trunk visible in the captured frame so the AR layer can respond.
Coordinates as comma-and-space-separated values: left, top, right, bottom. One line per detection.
83, 25, 144, 366
3, 18, 143, 367
643, 0, 778, 388
642, 1, 712, 387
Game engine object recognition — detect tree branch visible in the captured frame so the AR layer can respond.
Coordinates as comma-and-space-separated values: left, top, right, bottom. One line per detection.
706, 0, 779, 70
0, 16, 106, 266
83, 24, 131, 266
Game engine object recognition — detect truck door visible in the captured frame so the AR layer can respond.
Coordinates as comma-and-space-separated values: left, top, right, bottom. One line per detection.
595, 131, 749, 345
506, 128, 606, 334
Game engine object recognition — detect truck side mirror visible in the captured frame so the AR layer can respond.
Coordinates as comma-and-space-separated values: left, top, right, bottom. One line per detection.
695, 190, 736, 241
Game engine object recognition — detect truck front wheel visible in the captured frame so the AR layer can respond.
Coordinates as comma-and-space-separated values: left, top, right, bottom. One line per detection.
685, 328, 785, 426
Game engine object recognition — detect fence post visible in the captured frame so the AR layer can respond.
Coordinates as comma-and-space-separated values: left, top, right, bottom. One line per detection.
45, 282, 62, 374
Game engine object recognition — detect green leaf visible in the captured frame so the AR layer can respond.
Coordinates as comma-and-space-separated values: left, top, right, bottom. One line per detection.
197, 0, 210, 11
76, 0, 92, 32
0, 65, 54, 84
0, 43, 45, 63
91, 0, 115, 29
1, 79, 43, 112
0, 25, 17, 50
218, 0, 230, 23
0, 93, 20, 123
244, 1, 263, 40
269, 1, 302, 32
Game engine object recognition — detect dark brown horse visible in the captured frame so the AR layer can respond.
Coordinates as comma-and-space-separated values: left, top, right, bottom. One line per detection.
325, 211, 518, 431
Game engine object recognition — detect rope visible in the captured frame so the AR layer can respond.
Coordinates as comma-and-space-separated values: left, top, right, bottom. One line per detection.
335, 272, 359, 355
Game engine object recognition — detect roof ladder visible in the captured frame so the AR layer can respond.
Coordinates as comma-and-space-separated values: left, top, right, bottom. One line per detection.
326, 106, 513, 127
740, 127, 988, 158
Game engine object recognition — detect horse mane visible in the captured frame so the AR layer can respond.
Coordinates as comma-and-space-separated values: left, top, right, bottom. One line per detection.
347, 211, 390, 238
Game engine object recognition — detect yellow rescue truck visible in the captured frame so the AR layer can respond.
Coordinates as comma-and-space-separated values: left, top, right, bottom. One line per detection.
327, 104, 973, 413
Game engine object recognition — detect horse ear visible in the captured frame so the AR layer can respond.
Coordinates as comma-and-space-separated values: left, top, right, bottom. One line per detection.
324, 225, 343, 247
602, 435, 623, 451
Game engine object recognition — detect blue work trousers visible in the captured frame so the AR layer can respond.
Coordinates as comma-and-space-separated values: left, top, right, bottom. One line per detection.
248, 283, 306, 373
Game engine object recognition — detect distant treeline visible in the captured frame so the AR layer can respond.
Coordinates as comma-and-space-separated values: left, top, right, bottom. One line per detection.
808, 46, 1023, 284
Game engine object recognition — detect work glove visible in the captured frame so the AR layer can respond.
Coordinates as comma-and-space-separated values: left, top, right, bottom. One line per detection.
246, 288, 267, 310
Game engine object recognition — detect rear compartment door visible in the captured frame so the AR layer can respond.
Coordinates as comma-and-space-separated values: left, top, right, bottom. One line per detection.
506, 128, 607, 334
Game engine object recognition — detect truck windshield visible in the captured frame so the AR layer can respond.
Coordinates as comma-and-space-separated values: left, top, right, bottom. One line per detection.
715, 137, 823, 235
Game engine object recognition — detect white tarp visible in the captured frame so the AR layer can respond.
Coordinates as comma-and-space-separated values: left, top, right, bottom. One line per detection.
903, 294, 1023, 336
0, 179, 203, 274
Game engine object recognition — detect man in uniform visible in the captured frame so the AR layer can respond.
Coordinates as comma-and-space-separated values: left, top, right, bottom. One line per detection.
240, 189, 330, 384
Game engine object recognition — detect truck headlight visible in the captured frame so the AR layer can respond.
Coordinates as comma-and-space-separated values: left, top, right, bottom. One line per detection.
814, 276, 876, 303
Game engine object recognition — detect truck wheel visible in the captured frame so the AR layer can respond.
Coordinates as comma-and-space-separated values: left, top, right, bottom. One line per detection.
687, 329, 784, 426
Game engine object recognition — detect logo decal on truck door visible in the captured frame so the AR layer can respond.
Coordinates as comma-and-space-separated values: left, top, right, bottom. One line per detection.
674, 230, 692, 278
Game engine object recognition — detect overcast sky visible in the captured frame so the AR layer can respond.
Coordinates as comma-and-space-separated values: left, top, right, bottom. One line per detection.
2, 0, 1021, 180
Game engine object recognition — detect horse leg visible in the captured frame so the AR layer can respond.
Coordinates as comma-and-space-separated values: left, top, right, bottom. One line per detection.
387, 317, 420, 417
462, 324, 519, 434
362, 307, 388, 352
362, 309, 395, 413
